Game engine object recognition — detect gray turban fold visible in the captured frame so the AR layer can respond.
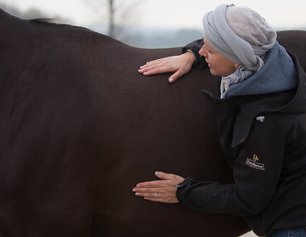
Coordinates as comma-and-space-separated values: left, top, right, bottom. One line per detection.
202, 4, 277, 71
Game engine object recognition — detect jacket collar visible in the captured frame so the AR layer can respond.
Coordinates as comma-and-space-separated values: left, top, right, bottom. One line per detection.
278, 52, 306, 113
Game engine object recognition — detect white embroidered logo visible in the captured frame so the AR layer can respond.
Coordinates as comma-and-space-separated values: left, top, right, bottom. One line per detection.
245, 154, 265, 171
256, 116, 265, 122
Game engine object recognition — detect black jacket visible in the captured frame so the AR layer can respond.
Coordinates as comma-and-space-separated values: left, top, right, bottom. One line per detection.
177, 41, 306, 236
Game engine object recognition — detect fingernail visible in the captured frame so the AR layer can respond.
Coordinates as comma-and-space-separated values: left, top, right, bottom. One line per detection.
169, 78, 173, 83
155, 171, 161, 176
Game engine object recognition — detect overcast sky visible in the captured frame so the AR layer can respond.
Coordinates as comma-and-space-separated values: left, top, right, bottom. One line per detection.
1, 0, 306, 30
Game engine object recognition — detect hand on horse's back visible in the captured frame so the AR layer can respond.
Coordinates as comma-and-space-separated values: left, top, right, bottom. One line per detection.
138, 52, 196, 83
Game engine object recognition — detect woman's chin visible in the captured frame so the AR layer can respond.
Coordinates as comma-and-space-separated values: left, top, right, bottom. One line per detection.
209, 69, 217, 76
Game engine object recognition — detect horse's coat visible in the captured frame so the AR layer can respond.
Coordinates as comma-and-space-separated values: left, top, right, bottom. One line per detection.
0, 9, 305, 237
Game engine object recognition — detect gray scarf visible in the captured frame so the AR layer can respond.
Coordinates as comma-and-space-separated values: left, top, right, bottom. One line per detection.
202, 4, 277, 98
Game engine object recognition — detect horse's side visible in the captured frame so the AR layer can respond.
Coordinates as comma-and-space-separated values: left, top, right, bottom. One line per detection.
0, 9, 305, 237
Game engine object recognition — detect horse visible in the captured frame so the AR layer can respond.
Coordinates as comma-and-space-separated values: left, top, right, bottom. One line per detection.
0, 8, 305, 237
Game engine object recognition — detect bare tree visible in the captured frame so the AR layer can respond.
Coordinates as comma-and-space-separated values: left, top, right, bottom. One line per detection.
108, 0, 115, 37
86, 0, 143, 38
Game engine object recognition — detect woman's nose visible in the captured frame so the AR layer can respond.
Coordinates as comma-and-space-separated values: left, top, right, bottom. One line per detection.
199, 47, 206, 57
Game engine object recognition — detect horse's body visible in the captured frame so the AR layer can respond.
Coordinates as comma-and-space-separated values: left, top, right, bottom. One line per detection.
0, 9, 305, 237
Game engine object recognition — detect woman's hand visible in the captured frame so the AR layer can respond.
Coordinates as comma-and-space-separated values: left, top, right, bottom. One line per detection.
132, 171, 185, 203
138, 51, 196, 83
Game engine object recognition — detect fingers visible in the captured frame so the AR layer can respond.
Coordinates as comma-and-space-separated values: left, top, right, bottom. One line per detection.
155, 171, 176, 180
132, 185, 168, 202
138, 54, 193, 84
134, 172, 184, 189
135, 179, 165, 188
133, 186, 179, 204
143, 192, 179, 204
133, 172, 181, 188
139, 66, 178, 82
138, 65, 170, 76
155, 171, 185, 183
168, 70, 184, 83
138, 59, 174, 75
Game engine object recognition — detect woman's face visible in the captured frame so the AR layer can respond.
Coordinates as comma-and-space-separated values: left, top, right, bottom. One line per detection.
199, 39, 238, 77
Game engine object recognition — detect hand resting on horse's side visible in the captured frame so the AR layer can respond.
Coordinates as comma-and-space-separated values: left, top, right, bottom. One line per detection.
133, 171, 185, 204
138, 51, 196, 83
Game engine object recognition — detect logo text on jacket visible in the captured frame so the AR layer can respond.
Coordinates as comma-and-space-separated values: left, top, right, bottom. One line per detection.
245, 154, 265, 171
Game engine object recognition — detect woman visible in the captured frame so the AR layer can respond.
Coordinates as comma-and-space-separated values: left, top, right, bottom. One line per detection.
132, 4, 306, 237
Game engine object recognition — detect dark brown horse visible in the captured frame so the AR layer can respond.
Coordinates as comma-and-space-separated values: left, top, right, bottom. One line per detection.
0, 9, 305, 237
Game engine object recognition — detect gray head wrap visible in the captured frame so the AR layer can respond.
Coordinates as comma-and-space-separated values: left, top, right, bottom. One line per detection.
202, 4, 277, 98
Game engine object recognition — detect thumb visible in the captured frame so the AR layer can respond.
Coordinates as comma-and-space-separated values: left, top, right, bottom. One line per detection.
168, 70, 183, 83
155, 171, 173, 180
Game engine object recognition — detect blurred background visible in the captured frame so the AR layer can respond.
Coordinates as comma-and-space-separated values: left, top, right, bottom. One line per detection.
0, 0, 306, 48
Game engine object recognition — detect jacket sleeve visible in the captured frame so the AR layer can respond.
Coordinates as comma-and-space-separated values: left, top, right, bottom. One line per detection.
176, 115, 289, 216
182, 39, 207, 68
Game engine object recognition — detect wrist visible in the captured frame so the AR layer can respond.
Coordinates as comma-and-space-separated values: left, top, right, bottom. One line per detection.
184, 50, 196, 64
